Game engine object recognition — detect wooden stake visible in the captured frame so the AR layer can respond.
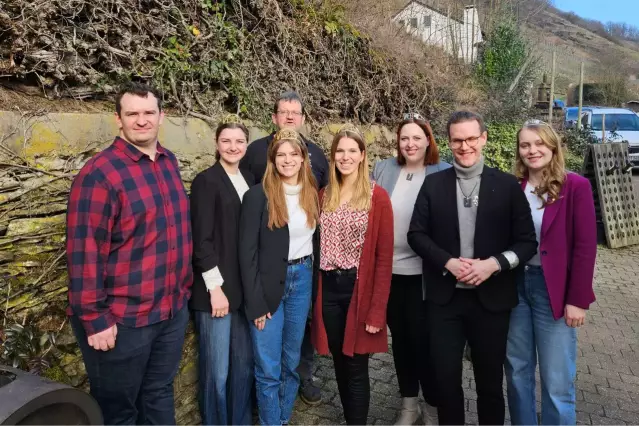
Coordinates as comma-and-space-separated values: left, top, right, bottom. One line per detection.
577, 62, 585, 129
549, 50, 556, 122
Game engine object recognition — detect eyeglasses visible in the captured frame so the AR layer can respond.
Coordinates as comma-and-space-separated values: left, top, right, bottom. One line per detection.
276, 110, 303, 117
450, 135, 483, 149
403, 112, 425, 121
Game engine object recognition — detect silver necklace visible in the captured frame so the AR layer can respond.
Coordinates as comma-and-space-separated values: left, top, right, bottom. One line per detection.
457, 179, 479, 208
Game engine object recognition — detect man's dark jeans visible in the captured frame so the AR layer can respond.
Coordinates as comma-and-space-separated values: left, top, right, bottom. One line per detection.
298, 319, 314, 383
71, 306, 189, 425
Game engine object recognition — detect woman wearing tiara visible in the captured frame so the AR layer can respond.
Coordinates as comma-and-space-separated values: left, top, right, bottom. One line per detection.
311, 124, 394, 425
239, 128, 319, 425
189, 116, 256, 425
371, 112, 450, 424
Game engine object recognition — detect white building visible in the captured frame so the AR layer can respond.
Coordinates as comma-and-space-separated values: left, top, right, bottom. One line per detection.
392, 1, 483, 63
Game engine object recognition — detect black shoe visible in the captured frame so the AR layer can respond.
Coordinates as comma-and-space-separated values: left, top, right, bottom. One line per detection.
299, 378, 322, 405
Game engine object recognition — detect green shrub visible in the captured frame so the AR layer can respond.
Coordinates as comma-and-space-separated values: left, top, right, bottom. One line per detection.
484, 123, 519, 171
1, 322, 57, 376
564, 150, 584, 173
475, 21, 528, 91
562, 127, 599, 156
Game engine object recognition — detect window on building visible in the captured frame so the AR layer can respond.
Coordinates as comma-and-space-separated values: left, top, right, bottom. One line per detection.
424, 15, 432, 27
410, 17, 418, 28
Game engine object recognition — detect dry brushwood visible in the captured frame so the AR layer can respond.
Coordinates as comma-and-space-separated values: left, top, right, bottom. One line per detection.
0, 0, 457, 126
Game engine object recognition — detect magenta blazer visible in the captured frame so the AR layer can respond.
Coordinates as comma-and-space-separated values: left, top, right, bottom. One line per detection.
521, 172, 597, 320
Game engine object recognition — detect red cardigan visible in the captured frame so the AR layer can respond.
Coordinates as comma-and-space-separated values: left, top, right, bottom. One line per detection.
311, 183, 394, 357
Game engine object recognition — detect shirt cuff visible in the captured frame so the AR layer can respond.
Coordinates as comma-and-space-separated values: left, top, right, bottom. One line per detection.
496, 251, 520, 271
202, 267, 224, 291
81, 312, 117, 337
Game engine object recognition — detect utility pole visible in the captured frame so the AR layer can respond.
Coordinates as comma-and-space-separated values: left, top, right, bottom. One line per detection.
548, 50, 556, 122
577, 62, 585, 129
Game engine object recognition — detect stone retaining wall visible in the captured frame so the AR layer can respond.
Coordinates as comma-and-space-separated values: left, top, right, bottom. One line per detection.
0, 111, 395, 424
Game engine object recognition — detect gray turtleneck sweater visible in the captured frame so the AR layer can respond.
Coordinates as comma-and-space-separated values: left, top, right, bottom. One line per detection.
454, 157, 484, 289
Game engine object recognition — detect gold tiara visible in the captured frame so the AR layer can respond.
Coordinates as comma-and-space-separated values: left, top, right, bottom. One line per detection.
336, 123, 364, 138
273, 128, 301, 143
220, 114, 242, 125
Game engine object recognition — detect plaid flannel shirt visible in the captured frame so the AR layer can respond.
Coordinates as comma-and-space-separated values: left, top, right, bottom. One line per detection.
66, 137, 193, 336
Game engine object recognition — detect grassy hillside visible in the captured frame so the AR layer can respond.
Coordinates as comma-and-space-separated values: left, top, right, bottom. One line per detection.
343, 0, 639, 100
518, 2, 639, 97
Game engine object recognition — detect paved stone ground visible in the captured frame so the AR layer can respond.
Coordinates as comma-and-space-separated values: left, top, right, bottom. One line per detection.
289, 244, 639, 425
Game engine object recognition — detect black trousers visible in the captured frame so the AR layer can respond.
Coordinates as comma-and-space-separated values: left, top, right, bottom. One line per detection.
387, 274, 437, 405
322, 269, 369, 425
429, 289, 511, 425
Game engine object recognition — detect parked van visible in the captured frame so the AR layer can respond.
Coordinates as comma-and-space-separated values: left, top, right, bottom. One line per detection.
564, 107, 639, 167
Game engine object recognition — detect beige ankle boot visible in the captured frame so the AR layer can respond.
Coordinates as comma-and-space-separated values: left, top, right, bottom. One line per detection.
395, 397, 422, 425
420, 401, 438, 425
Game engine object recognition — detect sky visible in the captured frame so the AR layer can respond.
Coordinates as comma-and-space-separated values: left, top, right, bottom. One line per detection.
552, 0, 639, 28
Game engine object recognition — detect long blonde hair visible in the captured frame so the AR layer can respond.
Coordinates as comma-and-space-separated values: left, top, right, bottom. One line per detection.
323, 129, 371, 212
514, 122, 566, 206
263, 131, 318, 230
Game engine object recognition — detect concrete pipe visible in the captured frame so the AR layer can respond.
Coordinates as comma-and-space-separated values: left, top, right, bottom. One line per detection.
0, 366, 102, 425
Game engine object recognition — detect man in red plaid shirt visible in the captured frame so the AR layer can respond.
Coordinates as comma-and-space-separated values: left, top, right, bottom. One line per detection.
66, 82, 193, 425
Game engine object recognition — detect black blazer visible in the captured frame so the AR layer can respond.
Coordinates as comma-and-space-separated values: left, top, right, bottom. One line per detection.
238, 185, 319, 321
189, 162, 255, 313
407, 166, 537, 312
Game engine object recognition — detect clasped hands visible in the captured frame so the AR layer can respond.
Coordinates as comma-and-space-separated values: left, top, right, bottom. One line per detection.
445, 257, 500, 286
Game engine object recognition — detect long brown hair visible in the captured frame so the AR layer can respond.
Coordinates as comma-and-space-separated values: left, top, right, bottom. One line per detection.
396, 118, 440, 166
262, 131, 318, 230
323, 128, 371, 212
514, 122, 566, 206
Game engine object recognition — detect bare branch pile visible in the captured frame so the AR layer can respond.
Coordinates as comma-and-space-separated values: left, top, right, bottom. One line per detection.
0, 0, 457, 126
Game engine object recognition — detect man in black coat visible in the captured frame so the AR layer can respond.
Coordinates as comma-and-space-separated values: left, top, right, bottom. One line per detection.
408, 111, 537, 425
240, 91, 327, 405
240, 91, 328, 187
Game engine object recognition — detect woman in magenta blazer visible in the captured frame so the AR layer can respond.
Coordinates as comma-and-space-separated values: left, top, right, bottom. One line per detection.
505, 120, 597, 425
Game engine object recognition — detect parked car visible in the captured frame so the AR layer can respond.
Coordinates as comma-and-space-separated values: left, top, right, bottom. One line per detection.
564, 107, 639, 167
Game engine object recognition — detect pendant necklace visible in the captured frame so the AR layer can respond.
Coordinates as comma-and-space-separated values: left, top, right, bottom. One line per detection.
457, 179, 479, 208
405, 167, 424, 181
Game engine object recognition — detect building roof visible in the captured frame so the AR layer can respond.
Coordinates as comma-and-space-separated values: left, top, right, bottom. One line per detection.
392, 0, 466, 24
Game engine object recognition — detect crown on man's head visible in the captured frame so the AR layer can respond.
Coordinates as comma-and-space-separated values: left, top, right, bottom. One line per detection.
220, 114, 242, 125
337, 123, 364, 139
273, 128, 301, 143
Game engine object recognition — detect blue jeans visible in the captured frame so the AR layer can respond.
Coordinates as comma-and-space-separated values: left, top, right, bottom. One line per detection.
70, 306, 189, 425
505, 265, 577, 425
194, 309, 253, 425
251, 258, 313, 425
